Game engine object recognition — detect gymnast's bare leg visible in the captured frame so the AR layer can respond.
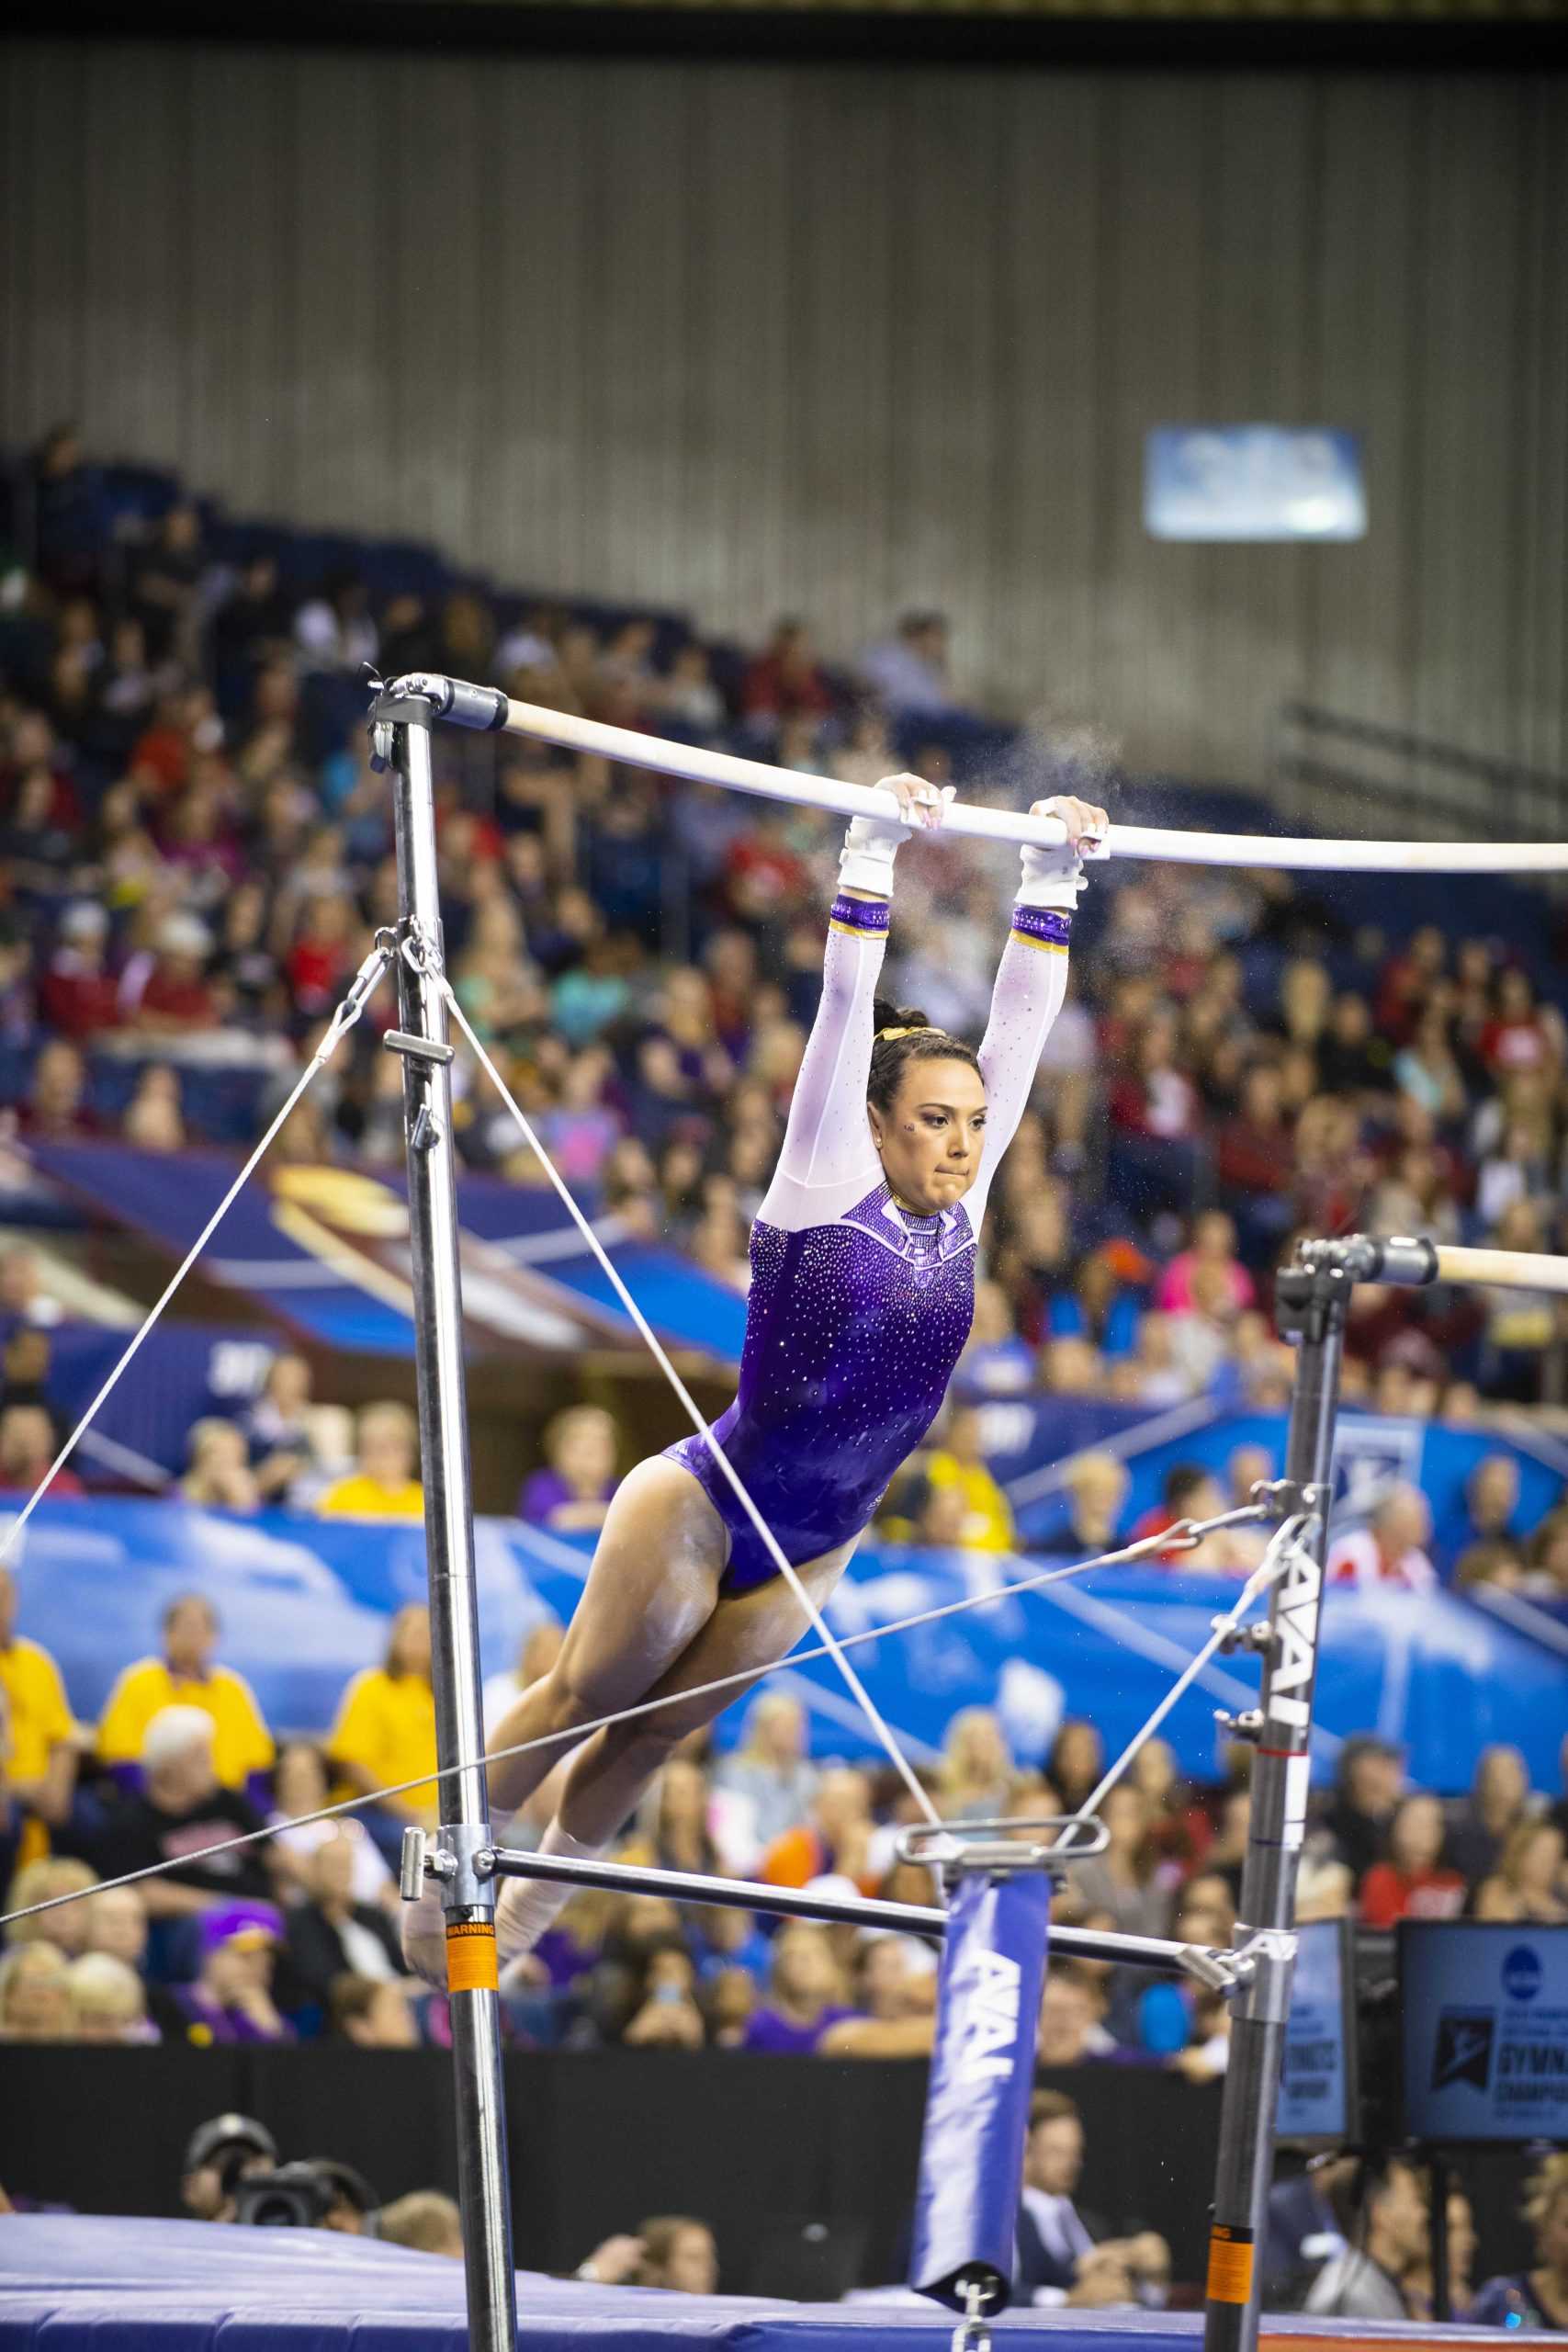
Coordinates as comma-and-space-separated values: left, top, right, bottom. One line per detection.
402, 1453, 852, 1980
487, 1454, 730, 1817
541, 1523, 854, 1850
482, 1502, 856, 1962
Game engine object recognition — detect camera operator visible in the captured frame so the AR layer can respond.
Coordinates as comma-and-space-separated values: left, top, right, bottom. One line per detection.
180, 2115, 277, 2222
232, 2158, 379, 2232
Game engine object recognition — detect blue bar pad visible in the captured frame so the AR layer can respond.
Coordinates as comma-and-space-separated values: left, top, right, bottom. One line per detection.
908, 1869, 1053, 2312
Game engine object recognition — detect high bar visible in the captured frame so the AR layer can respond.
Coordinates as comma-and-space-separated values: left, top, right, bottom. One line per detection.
1301, 1233, 1568, 1297
482, 1841, 1237, 1984
382, 672, 1568, 876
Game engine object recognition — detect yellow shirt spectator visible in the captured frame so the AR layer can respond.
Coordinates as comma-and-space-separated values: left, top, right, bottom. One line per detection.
316, 1401, 423, 1521
0, 1634, 73, 1788
96, 1592, 274, 1791
316, 1474, 424, 1521
329, 1603, 438, 1825
923, 1451, 1016, 1553
917, 1407, 1017, 1553
0, 1611, 77, 1866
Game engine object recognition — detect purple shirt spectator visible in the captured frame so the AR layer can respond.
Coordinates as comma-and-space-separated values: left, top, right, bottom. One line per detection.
739, 2003, 857, 2055
519, 1467, 615, 1525
172, 1985, 294, 2044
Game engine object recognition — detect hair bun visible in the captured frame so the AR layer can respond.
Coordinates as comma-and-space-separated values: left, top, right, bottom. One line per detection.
872, 997, 931, 1039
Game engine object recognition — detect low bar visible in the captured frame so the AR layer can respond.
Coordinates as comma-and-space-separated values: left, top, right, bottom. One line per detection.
484, 1843, 1234, 1982
385, 670, 1568, 876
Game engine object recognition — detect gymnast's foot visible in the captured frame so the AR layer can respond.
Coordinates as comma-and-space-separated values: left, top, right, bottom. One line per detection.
400, 1825, 602, 1986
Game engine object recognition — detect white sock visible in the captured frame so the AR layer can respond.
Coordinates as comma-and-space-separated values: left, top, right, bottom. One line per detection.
495, 1818, 604, 1961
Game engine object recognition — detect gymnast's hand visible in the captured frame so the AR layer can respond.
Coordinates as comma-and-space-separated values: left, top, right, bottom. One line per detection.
839, 772, 954, 896
1017, 792, 1109, 910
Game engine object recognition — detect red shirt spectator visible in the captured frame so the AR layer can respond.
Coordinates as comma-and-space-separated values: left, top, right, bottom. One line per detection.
123, 913, 218, 1031
1374, 924, 1447, 1046
1481, 971, 1555, 1076
1359, 1860, 1466, 1928
0, 1403, 84, 1498
1216, 1065, 1293, 1195
16, 1040, 102, 1139
139, 966, 216, 1027
39, 905, 119, 1040
1110, 1021, 1200, 1140
722, 817, 809, 926
1359, 1794, 1465, 1926
741, 622, 834, 725
286, 896, 358, 1020
1326, 1487, 1437, 1591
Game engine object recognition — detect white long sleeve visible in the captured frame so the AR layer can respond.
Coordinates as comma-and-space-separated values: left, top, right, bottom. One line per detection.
759, 893, 888, 1232
965, 903, 1074, 1227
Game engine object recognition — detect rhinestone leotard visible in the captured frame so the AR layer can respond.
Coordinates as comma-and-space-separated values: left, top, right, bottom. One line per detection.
664, 890, 1072, 1591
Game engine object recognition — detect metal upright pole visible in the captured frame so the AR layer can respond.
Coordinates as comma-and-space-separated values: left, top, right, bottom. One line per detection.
1203, 1251, 1353, 2352
383, 693, 517, 2352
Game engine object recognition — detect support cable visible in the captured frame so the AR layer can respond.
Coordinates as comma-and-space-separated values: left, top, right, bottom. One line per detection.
0, 1502, 1269, 1935
0, 938, 396, 1569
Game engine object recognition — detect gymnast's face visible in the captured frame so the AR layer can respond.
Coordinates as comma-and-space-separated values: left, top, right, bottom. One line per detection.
867, 1058, 987, 1218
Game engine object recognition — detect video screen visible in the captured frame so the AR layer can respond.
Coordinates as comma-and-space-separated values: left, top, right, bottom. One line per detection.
1400, 1922, 1568, 2144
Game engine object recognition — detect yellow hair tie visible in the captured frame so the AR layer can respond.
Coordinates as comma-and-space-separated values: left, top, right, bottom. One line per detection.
875, 1024, 926, 1043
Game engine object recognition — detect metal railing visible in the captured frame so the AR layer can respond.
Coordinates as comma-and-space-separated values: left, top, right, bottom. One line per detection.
1272, 703, 1568, 852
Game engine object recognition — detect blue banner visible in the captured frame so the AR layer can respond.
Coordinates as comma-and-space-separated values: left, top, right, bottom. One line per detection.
26, 1143, 747, 1364
911, 1871, 1053, 2310
6, 1496, 1564, 1794
26, 1319, 276, 1483
990, 1398, 1566, 1577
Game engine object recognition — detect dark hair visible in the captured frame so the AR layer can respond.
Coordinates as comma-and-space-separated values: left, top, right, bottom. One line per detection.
867, 999, 982, 1114
1161, 1463, 1213, 1512
1028, 2088, 1081, 2132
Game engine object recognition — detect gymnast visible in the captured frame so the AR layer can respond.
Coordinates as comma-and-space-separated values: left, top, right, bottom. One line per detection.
407, 776, 1105, 1981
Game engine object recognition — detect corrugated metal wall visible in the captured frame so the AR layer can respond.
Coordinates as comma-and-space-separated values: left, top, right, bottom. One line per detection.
4, 41, 1565, 783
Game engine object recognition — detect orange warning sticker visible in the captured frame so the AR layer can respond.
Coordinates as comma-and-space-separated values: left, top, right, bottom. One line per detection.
1206, 2227, 1256, 2305
446, 1919, 500, 1993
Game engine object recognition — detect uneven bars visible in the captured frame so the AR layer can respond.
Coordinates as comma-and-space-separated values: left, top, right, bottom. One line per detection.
1432, 1245, 1568, 1295
389, 672, 1568, 876
1302, 1233, 1568, 1297
481, 1841, 1236, 1984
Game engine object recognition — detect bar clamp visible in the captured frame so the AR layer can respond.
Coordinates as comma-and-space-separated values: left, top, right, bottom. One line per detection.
399, 1823, 496, 1913
897, 1813, 1110, 1885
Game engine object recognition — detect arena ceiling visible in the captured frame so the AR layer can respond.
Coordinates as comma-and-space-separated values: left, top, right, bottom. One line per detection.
13, 0, 1567, 64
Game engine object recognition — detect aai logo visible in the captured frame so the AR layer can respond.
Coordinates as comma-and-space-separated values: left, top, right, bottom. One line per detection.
1433, 2009, 1495, 2093
1503, 1946, 1543, 2003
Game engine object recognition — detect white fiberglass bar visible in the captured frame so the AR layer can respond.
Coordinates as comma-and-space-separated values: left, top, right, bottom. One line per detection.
495, 693, 1568, 876
1433, 1245, 1568, 1296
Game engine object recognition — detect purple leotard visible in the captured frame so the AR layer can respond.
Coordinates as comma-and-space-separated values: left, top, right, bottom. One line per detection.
665, 890, 1073, 1592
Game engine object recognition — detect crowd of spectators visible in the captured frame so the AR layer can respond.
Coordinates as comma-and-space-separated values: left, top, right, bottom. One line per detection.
5, 1555, 1567, 2064
5, 424, 1568, 1508
5, 1566, 1567, 2294
3, 429, 1567, 2304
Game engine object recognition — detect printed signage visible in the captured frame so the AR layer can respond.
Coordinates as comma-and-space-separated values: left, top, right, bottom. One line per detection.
1401, 1923, 1568, 2143
1279, 1918, 1355, 2143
